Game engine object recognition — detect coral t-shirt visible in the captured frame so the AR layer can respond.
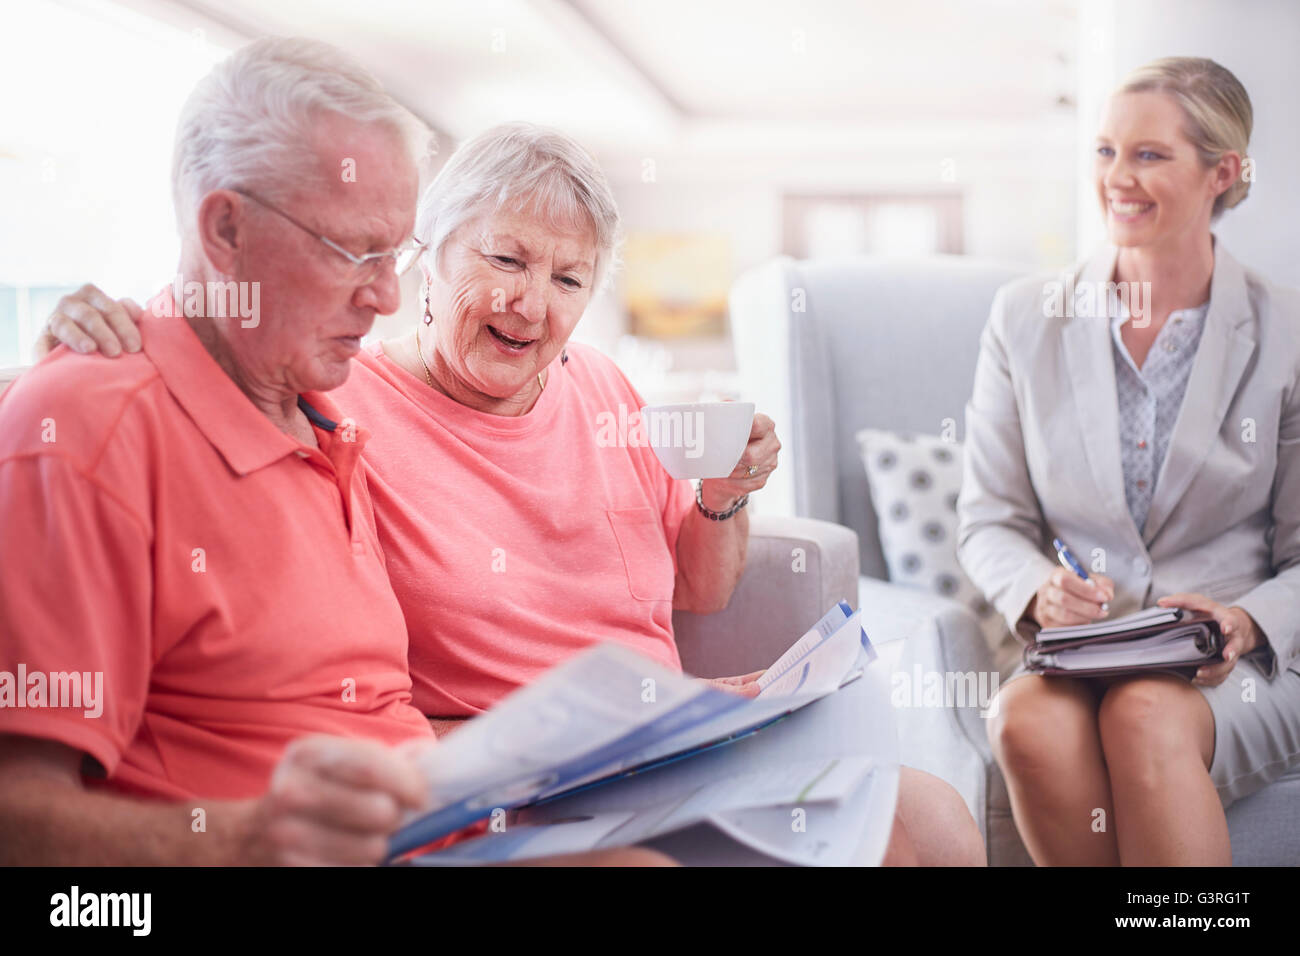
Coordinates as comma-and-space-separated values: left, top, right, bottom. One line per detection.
336, 342, 694, 716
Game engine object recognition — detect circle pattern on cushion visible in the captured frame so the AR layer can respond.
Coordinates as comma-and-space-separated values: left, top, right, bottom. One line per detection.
856, 427, 1014, 663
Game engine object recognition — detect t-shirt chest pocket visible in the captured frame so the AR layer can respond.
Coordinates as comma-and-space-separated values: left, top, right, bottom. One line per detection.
606, 507, 676, 602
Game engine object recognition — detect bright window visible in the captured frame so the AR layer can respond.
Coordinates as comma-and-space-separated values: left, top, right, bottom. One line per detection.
0, 0, 231, 365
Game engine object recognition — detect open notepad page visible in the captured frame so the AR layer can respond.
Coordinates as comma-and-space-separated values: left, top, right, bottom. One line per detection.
1035, 626, 1212, 670
1036, 605, 1182, 643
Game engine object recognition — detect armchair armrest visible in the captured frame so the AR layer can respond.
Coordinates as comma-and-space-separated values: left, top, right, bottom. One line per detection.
673, 514, 858, 678
856, 576, 999, 833
856, 576, 997, 676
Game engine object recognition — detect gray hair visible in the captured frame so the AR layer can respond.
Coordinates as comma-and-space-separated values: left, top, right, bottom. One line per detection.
415, 122, 621, 291
172, 36, 433, 232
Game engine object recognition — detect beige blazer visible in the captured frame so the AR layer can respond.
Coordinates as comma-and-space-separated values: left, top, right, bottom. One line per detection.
956, 241, 1300, 678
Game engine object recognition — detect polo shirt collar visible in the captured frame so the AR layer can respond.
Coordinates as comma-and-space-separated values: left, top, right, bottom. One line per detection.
141, 289, 344, 476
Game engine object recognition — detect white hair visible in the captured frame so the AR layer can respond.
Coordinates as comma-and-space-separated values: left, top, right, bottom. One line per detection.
414, 122, 621, 291
172, 36, 433, 232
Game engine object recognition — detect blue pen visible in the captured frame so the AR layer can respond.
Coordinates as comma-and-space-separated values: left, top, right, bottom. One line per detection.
1052, 537, 1109, 614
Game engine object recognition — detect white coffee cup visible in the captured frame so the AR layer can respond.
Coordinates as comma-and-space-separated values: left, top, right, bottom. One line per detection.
639, 401, 755, 480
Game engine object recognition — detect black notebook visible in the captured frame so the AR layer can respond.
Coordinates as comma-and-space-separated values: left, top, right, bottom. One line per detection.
1025, 607, 1224, 677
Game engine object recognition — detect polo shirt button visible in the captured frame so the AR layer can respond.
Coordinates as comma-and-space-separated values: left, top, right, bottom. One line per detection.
1137, 440, 1147, 449
1165, 342, 1177, 352
1136, 479, 1147, 489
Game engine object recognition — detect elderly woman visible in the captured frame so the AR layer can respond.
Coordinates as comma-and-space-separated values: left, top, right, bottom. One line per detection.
3, 33, 688, 867
341, 123, 778, 715
46, 121, 985, 865
957, 57, 1300, 865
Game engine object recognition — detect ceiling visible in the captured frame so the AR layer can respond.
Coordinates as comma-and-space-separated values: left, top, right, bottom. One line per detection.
144, 0, 1077, 153
571, 0, 1077, 122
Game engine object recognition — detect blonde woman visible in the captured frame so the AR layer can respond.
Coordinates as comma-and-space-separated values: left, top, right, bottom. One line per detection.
957, 57, 1300, 865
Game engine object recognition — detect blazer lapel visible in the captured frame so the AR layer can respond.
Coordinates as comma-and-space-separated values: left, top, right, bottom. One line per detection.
1141, 243, 1257, 545
1061, 246, 1133, 529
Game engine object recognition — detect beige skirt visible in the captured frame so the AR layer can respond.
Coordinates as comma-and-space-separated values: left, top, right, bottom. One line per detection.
1000, 655, 1300, 807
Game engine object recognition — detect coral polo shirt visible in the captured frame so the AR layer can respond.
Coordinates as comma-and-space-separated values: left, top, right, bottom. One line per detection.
0, 299, 431, 801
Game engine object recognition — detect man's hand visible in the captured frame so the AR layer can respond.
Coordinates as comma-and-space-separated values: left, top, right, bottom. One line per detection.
1157, 592, 1263, 687
1028, 567, 1115, 629
703, 670, 764, 698
37, 283, 142, 359
241, 735, 433, 866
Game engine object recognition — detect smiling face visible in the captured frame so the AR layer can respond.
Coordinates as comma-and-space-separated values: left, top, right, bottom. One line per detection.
422, 203, 597, 407
226, 112, 419, 394
1095, 90, 1234, 252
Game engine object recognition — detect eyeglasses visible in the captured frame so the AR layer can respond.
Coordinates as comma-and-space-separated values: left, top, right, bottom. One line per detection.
233, 189, 426, 284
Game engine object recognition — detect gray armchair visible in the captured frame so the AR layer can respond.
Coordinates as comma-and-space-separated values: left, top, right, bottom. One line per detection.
674, 513, 860, 678
727, 253, 1300, 865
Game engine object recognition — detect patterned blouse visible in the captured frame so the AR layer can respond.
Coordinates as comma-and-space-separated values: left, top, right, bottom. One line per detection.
1109, 299, 1211, 533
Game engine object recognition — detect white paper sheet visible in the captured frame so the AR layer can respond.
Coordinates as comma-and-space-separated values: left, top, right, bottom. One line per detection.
1036, 605, 1181, 642
528, 608, 868, 802
757, 603, 865, 697
405, 645, 729, 811
397, 606, 893, 863
516, 649, 901, 867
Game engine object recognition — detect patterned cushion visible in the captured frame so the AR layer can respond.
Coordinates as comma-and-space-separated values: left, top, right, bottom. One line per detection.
855, 428, 1018, 671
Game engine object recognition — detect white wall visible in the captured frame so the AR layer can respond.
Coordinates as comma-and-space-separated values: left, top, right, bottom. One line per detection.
603, 117, 1079, 274
596, 115, 1079, 384
0, 0, 236, 296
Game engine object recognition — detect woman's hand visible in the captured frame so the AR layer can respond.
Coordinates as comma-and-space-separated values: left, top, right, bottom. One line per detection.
1157, 592, 1263, 687
698, 412, 780, 511
703, 670, 764, 698
37, 283, 141, 359
675, 413, 777, 613
1028, 567, 1115, 629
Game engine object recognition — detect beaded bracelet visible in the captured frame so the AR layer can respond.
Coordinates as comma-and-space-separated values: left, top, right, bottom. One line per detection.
695, 481, 749, 521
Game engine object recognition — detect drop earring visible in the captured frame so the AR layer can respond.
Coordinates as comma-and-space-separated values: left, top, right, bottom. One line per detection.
561, 347, 569, 366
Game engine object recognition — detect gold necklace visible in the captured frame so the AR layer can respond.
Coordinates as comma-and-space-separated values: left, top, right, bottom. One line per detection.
413, 322, 435, 388
413, 323, 544, 394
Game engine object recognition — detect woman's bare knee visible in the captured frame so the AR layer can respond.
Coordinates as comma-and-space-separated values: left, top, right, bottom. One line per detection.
988, 676, 1097, 775
881, 805, 920, 866
1098, 676, 1215, 775
894, 766, 986, 866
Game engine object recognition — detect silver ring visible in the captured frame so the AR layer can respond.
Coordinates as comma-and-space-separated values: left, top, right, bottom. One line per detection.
747, 465, 758, 477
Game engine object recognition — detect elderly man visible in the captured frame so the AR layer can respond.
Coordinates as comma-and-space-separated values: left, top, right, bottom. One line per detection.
0, 37, 664, 867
